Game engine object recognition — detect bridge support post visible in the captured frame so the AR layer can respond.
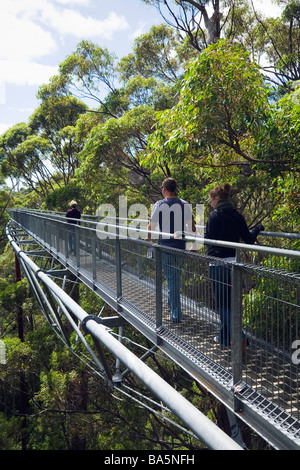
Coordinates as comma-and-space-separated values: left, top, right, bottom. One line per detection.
91, 230, 97, 281
226, 409, 247, 449
154, 246, 162, 345
115, 228, 122, 313
75, 226, 80, 265
231, 250, 243, 412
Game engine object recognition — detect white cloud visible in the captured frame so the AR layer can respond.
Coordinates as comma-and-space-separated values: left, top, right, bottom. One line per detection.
43, 9, 130, 39
1, 0, 130, 42
54, 0, 91, 5
0, 0, 130, 88
0, 7, 56, 61
0, 60, 58, 86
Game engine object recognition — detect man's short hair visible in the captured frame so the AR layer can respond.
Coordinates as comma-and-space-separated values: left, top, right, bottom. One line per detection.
162, 178, 177, 193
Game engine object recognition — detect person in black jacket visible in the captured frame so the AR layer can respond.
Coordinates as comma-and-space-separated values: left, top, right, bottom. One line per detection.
205, 184, 264, 348
66, 200, 81, 255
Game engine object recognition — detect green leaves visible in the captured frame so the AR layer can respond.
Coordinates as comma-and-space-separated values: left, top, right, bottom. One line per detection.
58, 40, 117, 100
118, 24, 184, 83
147, 40, 269, 167
253, 89, 300, 175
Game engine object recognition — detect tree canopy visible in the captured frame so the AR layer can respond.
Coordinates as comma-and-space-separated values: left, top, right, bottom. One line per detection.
1, 1, 299, 227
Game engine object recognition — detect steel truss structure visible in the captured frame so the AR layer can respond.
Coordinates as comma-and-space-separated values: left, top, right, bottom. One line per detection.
6, 209, 300, 450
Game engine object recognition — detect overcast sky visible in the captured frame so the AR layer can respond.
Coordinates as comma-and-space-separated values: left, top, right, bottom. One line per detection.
0, 0, 283, 135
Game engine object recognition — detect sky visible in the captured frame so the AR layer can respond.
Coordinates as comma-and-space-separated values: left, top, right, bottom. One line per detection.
0, 0, 283, 136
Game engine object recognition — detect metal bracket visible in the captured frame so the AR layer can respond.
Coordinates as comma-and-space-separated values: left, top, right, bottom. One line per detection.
81, 315, 104, 334
81, 315, 128, 334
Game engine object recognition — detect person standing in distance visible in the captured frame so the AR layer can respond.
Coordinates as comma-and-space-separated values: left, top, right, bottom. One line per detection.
147, 178, 196, 323
66, 200, 81, 255
206, 183, 264, 349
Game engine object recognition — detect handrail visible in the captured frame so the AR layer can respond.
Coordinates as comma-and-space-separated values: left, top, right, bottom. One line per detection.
8, 208, 300, 259
10, 207, 300, 240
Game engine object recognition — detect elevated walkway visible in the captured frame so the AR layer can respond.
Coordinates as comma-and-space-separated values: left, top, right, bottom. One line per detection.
6, 209, 300, 450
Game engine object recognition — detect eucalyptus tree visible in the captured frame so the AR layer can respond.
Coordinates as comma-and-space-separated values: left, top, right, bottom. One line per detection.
225, 0, 300, 91
1, 134, 54, 197
146, 40, 270, 171
67, 26, 189, 205
117, 23, 193, 83
253, 0, 300, 89
39, 40, 119, 118
0, 95, 87, 197
29, 95, 88, 186
140, 0, 244, 48
140, 1, 300, 91
0, 123, 29, 187
0, 123, 53, 196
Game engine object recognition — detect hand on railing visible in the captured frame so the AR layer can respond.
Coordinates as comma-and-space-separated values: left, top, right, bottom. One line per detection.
257, 224, 265, 232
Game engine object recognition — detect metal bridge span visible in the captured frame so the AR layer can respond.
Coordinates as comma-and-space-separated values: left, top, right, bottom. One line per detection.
6, 209, 300, 450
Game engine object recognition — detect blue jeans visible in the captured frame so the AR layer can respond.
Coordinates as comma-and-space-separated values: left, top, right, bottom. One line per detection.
162, 252, 184, 322
209, 265, 232, 346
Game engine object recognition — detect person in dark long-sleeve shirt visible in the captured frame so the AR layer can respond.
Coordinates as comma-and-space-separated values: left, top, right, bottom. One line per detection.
206, 187, 263, 258
66, 200, 81, 254
205, 184, 264, 348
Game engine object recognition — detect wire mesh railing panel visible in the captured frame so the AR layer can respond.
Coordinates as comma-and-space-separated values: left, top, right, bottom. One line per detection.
93, 238, 118, 293
240, 262, 300, 419
119, 240, 156, 320
159, 250, 234, 372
